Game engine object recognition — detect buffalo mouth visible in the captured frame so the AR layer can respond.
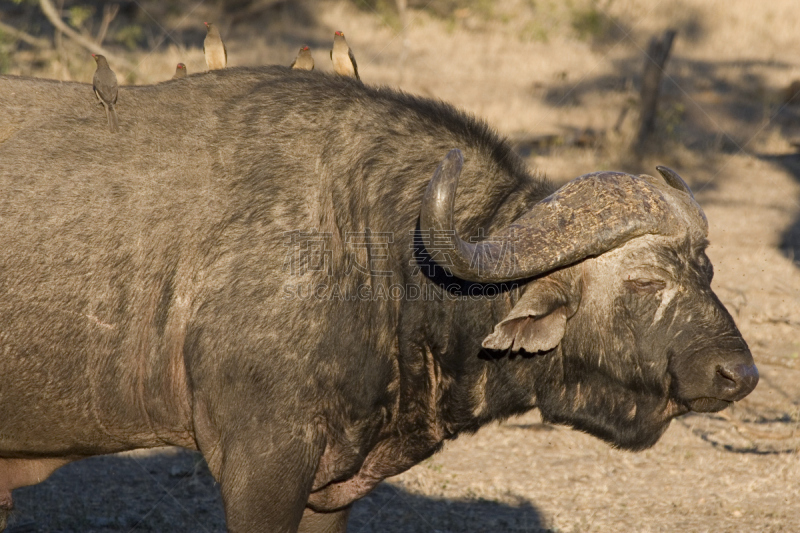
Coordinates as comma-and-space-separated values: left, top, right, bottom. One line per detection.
669, 357, 758, 414
686, 397, 732, 413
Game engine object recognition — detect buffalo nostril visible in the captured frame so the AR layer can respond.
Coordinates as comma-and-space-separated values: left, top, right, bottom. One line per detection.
716, 362, 759, 400
716, 365, 737, 388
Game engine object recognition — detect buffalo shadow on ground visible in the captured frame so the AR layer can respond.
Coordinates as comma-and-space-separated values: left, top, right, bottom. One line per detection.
5, 449, 547, 533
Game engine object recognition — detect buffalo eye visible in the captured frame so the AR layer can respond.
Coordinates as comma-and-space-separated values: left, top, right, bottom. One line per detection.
624, 278, 666, 293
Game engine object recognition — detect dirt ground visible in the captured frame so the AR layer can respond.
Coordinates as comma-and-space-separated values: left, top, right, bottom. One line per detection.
2, 0, 800, 531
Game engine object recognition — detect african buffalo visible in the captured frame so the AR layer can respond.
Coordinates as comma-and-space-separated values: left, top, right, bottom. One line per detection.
0, 67, 757, 532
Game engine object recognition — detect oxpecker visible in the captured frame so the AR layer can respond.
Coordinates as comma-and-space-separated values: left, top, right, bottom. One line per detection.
291, 46, 314, 70
172, 63, 187, 79
91, 54, 119, 133
330, 31, 360, 80
204, 22, 227, 70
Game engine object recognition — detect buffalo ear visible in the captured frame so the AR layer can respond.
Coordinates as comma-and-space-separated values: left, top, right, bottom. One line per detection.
482, 281, 569, 353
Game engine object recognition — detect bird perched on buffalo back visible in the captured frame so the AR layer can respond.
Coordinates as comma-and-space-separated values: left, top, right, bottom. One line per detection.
330, 31, 359, 80
203, 22, 227, 70
290, 46, 314, 71
172, 63, 187, 79
91, 54, 119, 133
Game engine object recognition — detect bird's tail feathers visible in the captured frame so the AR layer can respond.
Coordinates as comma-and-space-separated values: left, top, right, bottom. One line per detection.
107, 105, 119, 133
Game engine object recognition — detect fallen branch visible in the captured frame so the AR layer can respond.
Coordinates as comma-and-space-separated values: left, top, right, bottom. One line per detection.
680, 414, 800, 454
717, 411, 799, 442
39, 0, 135, 71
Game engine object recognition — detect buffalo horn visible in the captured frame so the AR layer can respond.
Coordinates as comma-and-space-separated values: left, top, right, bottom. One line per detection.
419, 149, 694, 283
655, 165, 694, 198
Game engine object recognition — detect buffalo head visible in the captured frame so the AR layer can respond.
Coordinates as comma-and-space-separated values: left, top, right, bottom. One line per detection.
420, 150, 758, 450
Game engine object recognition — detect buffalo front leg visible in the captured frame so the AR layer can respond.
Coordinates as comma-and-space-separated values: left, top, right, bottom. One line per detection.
211, 433, 325, 533
298, 507, 351, 533
194, 398, 326, 533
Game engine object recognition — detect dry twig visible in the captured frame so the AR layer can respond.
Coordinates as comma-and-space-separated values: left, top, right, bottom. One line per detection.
95, 4, 120, 46
635, 29, 677, 154
717, 411, 798, 442
0, 19, 52, 49
38, 0, 135, 71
